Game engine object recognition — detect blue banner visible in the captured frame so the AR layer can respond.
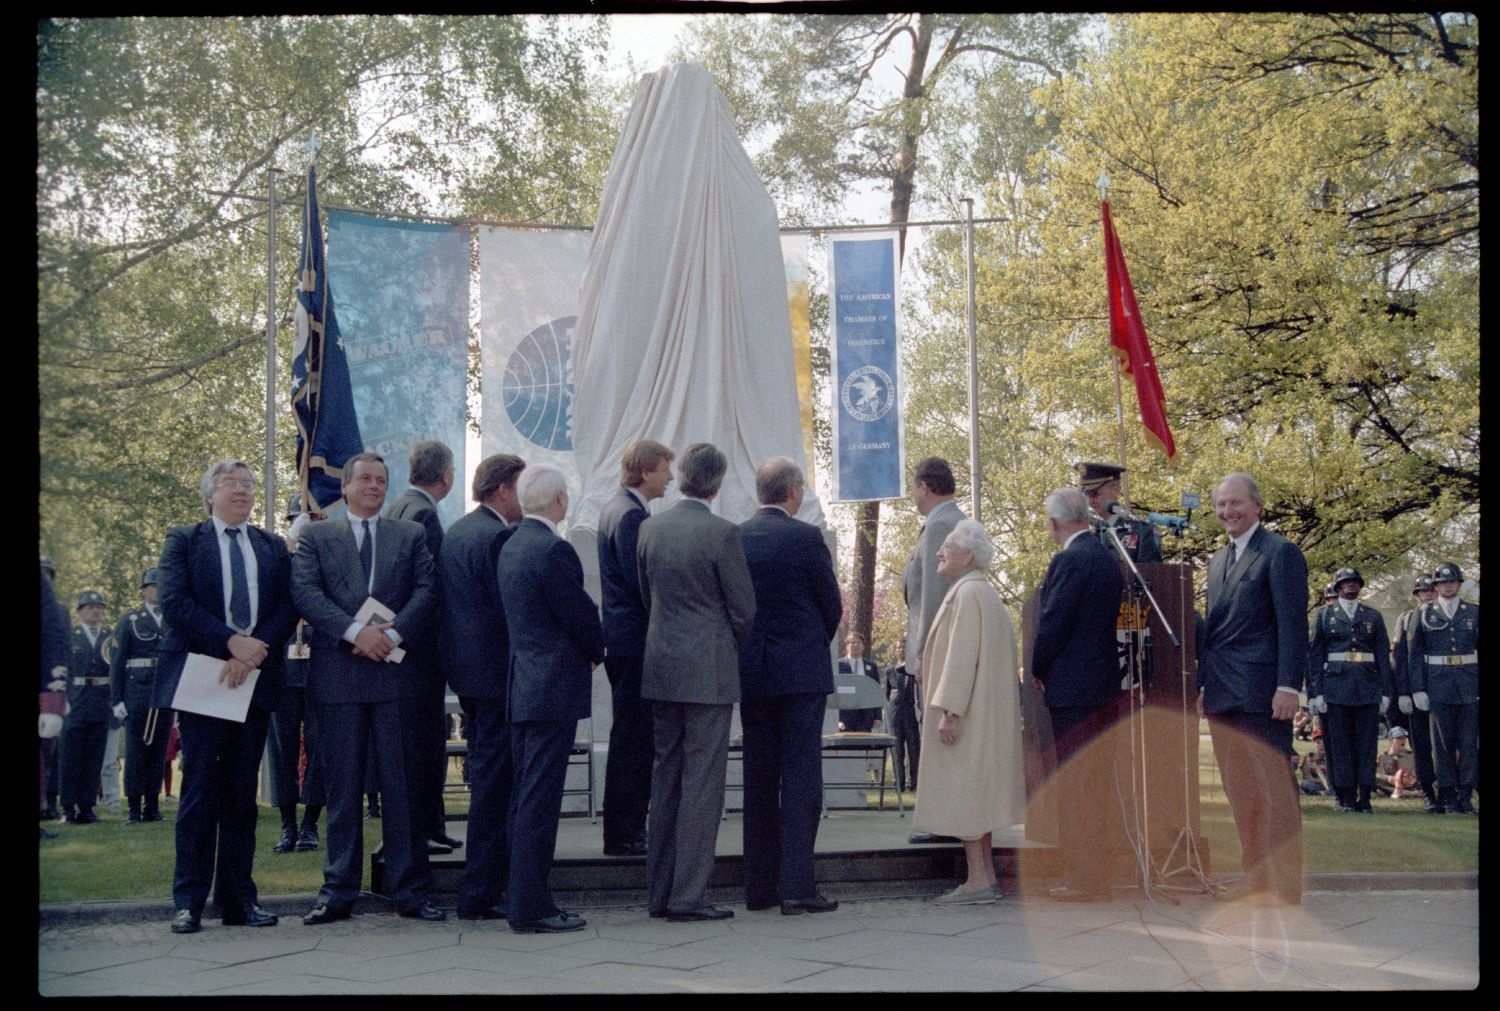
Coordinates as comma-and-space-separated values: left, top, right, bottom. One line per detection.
291, 168, 364, 515
829, 234, 904, 501
326, 212, 469, 530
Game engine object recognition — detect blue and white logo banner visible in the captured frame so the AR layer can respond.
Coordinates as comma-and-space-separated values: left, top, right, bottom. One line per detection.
828, 232, 904, 502
477, 227, 590, 509
326, 211, 469, 530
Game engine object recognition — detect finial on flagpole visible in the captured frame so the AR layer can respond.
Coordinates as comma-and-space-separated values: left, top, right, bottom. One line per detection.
304, 134, 321, 171
1096, 170, 1111, 201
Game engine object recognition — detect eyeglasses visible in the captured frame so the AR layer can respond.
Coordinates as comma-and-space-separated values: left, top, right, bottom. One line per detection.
215, 478, 255, 491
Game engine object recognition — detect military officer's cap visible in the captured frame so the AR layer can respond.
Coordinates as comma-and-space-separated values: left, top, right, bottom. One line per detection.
76, 589, 105, 610
139, 568, 158, 588
1332, 567, 1364, 591
1433, 562, 1463, 583
1412, 576, 1436, 594
1074, 462, 1126, 491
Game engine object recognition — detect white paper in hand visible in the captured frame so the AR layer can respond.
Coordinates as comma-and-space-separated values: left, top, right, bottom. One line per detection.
170, 653, 260, 723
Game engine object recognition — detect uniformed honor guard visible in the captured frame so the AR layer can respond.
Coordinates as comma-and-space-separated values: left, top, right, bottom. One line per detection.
61, 590, 113, 824
1074, 462, 1162, 563
108, 570, 170, 823
1407, 562, 1479, 814
1307, 568, 1392, 813
1391, 576, 1443, 812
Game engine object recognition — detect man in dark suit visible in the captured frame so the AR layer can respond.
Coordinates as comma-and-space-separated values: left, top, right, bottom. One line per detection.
383, 440, 462, 854
496, 463, 603, 933
109, 568, 169, 824
836, 633, 882, 732
1031, 486, 1124, 902
638, 443, 756, 922
1198, 471, 1309, 906
596, 439, 674, 857
882, 639, 921, 792
155, 459, 296, 933
292, 452, 444, 924
438, 453, 525, 920
61, 590, 112, 825
738, 458, 842, 915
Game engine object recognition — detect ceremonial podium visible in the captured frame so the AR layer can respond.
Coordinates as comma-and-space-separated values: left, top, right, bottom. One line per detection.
1020, 562, 1208, 883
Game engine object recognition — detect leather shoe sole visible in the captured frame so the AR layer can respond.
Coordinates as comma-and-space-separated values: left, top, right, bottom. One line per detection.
222, 905, 279, 927
781, 894, 839, 915
399, 902, 447, 922
302, 904, 352, 926
511, 913, 586, 934
667, 906, 734, 922
170, 910, 200, 934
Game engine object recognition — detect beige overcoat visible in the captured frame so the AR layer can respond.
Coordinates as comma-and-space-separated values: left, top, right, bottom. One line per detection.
913, 570, 1026, 839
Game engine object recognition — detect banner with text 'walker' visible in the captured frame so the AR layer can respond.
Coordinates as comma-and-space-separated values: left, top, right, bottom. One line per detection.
828, 232, 904, 502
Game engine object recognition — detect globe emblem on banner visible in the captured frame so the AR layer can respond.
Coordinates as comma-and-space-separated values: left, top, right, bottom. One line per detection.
502, 315, 576, 451
840, 365, 895, 423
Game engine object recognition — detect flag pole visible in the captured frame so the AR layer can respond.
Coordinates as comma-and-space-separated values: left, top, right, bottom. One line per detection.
1099, 171, 1131, 507
265, 167, 278, 530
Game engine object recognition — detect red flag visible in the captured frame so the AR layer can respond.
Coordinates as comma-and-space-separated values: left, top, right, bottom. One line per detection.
1102, 201, 1176, 461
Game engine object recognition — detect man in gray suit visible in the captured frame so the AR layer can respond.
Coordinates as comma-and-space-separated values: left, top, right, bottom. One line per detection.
637, 443, 756, 922
292, 452, 445, 924
1198, 472, 1309, 907
903, 456, 965, 844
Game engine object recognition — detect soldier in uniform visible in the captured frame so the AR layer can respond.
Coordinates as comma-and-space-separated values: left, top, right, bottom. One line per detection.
109, 569, 170, 823
1307, 568, 1391, 813
1407, 562, 1479, 814
268, 497, 325, 853
1391, 576, 1443, 812
40, 556, 68, 822
1074, 462, 1162, 563
61, 590, 113, 824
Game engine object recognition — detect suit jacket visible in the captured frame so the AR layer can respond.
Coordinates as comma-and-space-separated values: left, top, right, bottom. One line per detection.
837, 655, 882, 731
1031, 532, 1124, 709
68, 624, 114, 722
637, 499, 756, 705
439, 505, 515, 702
385, 488, 444, 682
153, 519, 295, 712
904, 499, 964, 662
291, 514, 436, 705
737, 507, 842, 699
1199, 524, 1310, 715
1307, 601, 1392, 706
496, 517, 603, 723
597, 487, 651, 659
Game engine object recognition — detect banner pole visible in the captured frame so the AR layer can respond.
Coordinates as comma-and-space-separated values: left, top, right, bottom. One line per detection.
963, 197, 981, 524
264, 167, 278, 529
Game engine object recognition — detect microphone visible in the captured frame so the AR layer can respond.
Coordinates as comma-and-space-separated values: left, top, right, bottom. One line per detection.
1103, 500, 1137, 522
1147, 512, 1189, 534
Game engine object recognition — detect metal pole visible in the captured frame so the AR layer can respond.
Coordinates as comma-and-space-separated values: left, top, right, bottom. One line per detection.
264, 169, 278, 530
963, 198, 981, 524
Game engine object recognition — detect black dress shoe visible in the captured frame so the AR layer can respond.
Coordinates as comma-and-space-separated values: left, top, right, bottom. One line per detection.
144, 809, 164, 822
223, 903, 279, 927
456, 903, 507, 921
70, 810, 99, 825
294, 825, 319, 852
399, 901, 447, 922
127, 812, 142, 824
744, 898, 777, 911
273, 826, 297, 853
781, 894, 839, 915
603, 840, 648, 857
648, 909, 668, 919
1048, 886, 1109, 903
431, 832, 463, 849
426, 840, 454, 855
302, 902, 352, 926
1425, 798, 1447, 814
511, 912, 586, 934
40, 826, 58, 840
43, 806, 60, 821
907, 832, 957, 844
171, 909, 201, 934
667, 905, 734, 922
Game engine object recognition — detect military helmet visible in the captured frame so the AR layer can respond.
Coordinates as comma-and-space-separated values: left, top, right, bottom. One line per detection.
76, 590, 105, 610
1433, 562, 1464, 584
139, 568, 159, 588
1332, 567, 1364, 592
1323, 582, 1336, 600
1412, 576, 1436, 594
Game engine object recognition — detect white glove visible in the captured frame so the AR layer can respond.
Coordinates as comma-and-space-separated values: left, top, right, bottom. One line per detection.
49, 665, 68, 692
1380, 696, 1389, 713
39, 712, 63, 739
113, 702, 127, 721
1398, 695, 1413, 714
1310, 695, 1327, 715
1413, 691, 1430, 712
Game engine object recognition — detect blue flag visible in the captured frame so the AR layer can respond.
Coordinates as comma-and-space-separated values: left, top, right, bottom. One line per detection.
291, 167, 363, 513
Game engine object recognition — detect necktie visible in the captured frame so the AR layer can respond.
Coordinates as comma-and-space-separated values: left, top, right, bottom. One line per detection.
359, 519, 373, 589
1223, 540, 1237, 585
226, 527, 252, 631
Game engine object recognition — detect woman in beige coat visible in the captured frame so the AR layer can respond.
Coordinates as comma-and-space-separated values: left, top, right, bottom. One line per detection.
913, 519, 1026, 903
